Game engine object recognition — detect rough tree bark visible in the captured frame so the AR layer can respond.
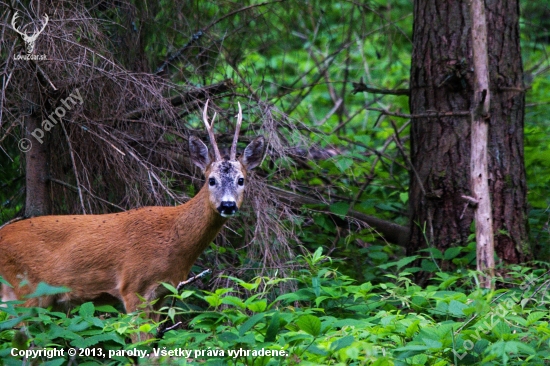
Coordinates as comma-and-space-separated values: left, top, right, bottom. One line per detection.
24, 90, 51, 218
408, 0, 529, 263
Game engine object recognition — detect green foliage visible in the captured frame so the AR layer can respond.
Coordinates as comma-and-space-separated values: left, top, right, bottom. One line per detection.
0, 142, 23, 222
2, 249, 550, 365
520, 1, 550, 258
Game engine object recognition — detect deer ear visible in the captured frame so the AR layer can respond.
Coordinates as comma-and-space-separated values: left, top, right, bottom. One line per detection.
241, 136, 266, 170
189, 136, 210, 171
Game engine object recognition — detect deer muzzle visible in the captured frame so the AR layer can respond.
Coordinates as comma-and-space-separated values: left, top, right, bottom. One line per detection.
218, 201, 238, 217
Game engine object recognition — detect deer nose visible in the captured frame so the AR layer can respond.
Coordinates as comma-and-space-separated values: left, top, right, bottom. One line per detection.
218, 201, 238, 217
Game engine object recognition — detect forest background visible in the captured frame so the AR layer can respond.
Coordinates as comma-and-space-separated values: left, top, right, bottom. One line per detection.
0, 0, 550, 364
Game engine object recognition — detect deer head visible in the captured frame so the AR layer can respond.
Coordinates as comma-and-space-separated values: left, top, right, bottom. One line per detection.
11, 12, 49, 54
189, 100, 266, 217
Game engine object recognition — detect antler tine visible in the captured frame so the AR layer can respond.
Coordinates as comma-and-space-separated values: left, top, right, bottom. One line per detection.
202, 99, 222, 161
27, 14, 49, 42
11, 12, 24, 36
38, 14, 49, 33
230, 102, 242, 161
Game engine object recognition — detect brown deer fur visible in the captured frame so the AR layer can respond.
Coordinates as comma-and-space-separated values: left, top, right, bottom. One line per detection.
0, 183, 227, 312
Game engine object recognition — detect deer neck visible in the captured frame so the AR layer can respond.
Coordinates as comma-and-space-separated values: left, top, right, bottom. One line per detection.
173, 184, 228, 275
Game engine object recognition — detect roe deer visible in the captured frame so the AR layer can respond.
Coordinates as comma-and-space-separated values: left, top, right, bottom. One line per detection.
0, 100, 266, 323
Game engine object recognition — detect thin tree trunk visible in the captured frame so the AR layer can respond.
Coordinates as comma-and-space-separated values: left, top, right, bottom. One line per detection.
469, 0, 494, 288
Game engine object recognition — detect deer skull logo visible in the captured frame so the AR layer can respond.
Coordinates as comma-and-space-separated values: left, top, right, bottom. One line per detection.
11, 12, 49, 54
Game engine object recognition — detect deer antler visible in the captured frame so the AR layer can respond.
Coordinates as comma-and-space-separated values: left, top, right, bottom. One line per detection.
230, 102, 242, 161
27, 14, 49, 43
11, 12, 26, 37
203, 99, 222, 161
11, 12, 48, 40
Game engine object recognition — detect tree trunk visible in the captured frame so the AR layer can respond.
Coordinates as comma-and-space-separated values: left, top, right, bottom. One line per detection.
23, 78, 51, 217
24, 111, 51, 217
469, 0, 494, 288
408, 0, 529, 263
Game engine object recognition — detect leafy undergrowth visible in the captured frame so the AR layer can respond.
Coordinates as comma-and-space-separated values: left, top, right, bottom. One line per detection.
1, 247, 550, 365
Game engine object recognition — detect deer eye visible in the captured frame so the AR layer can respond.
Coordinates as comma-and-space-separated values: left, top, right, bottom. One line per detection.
209, 178, 216, 186
238, 177, 244, 186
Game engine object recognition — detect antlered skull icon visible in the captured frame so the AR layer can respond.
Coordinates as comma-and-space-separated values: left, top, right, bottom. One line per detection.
11, 11, 49, 54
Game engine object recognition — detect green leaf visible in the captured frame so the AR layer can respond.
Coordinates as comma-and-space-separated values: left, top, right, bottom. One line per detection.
448, 300, 467, 317
444, 247, 462, 260
395, 344, 430, 352
315, 295, 331, 307
26, 282, 69, 298
247, 299, 267, 313
0, 315, 31, 330
433, 301, 448, 315
492, 321, 511, 338
421, 260, 439, 272
312, 276, 320, 297
526, 311, 547, 325
239, 313, 265, 337
368, 251, 388, 261
265, 312, 280, 342
296, 315, 321, 337
330, 335, 354, 351
307, 345, 328, 355
329, 202, 349, 216
71, 333, 124, 348
422, 338, 442, 349
178, 290, 195, 300
219, 332, 239, 342
421, 247, 444, 259
222, 296, 246, 309
94, 305, 118, 313
506, 315, 526, 327
39, 359, 64, 366
79, 302, 95, 318
312, 246, 324, 263
334, 157, 353, 172
237, 333, 256, 345
48, 324, 81, 340
514, 341, 536, 355
161, 282, 178, 295
504, 340, 518, 353
139, 323, 153, 334
275, 289, 313, 303
0, 277, 12, 287
204, 295, 222, 308
395, 256, 419, 269
68, 319, 90, 333
168, 307, 176, 322
353, 134, 370, 145
406, 320, 420, 337
332, 319, 363, 328
226, 276, 260, 290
